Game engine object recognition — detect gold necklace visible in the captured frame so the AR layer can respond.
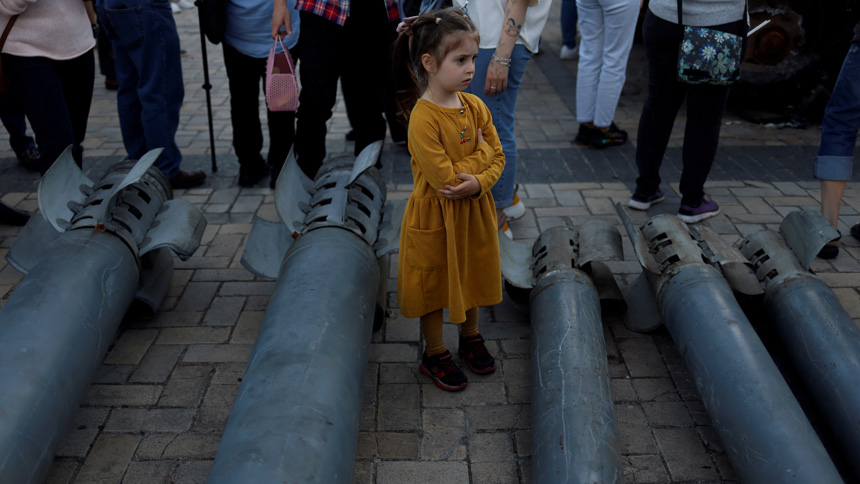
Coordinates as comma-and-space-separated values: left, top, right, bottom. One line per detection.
427, 88, 470, 144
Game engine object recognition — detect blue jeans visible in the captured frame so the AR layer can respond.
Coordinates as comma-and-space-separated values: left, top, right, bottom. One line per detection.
814, 42, 860, 181
561, 0, 578, 48
98, 0, 184, 178
466, 45, 530, 209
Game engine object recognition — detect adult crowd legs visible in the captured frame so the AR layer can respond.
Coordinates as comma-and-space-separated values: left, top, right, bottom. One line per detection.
294, 2, 389, 179
574, 0, 637, 149
631, 10, 746, 222
3, 51, 94, 174
97, 0, 205, 188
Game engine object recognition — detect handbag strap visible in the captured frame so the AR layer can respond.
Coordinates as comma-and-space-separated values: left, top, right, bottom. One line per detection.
275, 36, 295, 74
676, 0, 682, 25
0, 15, 19, 53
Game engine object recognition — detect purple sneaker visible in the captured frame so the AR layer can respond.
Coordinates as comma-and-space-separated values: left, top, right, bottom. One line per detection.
677, 199, 720, 223
628, 190, 665, 210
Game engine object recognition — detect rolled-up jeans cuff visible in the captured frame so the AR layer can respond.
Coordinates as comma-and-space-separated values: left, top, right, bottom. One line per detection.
814, 155, 854, 181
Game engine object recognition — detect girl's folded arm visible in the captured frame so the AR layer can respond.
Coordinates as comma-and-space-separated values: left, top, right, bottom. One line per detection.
470, 118, 506, 198
410, 123, 460, 191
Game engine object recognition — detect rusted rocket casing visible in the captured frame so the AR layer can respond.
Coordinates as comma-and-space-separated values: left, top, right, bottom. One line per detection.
0, 148, 206, 484
501, 223, 624, 483
208, 141, 402, 484
617, 205, 843, 484
740, 211, 860, 479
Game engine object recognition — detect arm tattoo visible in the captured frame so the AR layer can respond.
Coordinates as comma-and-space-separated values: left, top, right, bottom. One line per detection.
504, 18, 522, 37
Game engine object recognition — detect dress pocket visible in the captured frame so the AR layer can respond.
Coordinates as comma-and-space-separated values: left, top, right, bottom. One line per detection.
405, 225, 447, 271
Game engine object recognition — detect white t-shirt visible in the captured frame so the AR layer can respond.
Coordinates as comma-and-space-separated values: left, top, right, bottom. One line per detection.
455, 0, 552, 54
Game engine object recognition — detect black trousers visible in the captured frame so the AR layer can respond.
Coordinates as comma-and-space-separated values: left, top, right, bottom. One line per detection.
634, 11, 746, 206
295, 6, 389, 178
3, 50, 94, 173
222, 42, 296, 173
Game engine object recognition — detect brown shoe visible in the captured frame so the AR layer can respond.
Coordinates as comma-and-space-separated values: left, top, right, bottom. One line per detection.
170, 169, 206, 189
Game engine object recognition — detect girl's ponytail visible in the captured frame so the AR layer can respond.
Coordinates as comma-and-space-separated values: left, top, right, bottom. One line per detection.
393, 29, 421, 124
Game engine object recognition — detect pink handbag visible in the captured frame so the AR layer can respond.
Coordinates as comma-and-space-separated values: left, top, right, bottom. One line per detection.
265, 36, 298, 112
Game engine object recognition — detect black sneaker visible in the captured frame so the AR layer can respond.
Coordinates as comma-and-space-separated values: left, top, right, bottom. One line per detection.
238, 159, 270, 187
458, 333, 496, 374
588, 123, 627, 149
420, 350, 468, 391
16, 147, 41, 172
574, 124, 598, 146
628, 190, 665, 210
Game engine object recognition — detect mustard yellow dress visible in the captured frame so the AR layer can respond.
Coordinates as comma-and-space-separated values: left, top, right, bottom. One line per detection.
397, 92, 506, 324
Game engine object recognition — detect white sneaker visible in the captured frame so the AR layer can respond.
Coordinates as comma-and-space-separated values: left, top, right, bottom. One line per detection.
170, 2, 181, 13
178, 0, 195, 8
503, 193, 526, 220
560, 45, 579, 60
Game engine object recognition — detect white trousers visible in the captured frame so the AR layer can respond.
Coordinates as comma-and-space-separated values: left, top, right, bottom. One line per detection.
575, 0, 639, 127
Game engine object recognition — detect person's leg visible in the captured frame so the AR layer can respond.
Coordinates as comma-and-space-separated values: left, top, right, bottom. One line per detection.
342, 1, 388, 158
0, 93, 35, 156
98, 0, 146, 161
677, 18, 747, 208
420, 307, 469, 391
2, 54, 77, 174
262, 48, 296, 185
815, 43, 860, 231
575, 0, 604, 124
100, 0, 185, 179
95, 1, 118, 88
223, 42, 269, 185
561, 0, 579, 49
592, 0, 638, 128
458, 307, 495, 374
820, 180, 848, 230
633, 11, 686, 199
678, 82, 730, 206
295, 11, 341, 179
58, 49, 95, 167
420, 309, 446, 356
460, 307, 480, 337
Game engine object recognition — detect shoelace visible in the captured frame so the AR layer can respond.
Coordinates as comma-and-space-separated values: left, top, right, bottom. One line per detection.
435, 354, 460, 375
463, 337, 489, 357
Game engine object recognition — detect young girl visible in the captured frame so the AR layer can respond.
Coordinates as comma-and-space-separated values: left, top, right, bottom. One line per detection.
393, 9, 506, 392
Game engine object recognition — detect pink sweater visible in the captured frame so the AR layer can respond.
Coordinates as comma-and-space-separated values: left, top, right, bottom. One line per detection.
0, 0, 95, 60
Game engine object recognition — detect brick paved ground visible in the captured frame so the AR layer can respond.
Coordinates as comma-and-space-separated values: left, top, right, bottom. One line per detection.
0, 2, 857, 484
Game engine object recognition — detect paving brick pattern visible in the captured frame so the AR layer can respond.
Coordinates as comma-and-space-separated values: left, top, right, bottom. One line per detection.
0, 2, 855, 484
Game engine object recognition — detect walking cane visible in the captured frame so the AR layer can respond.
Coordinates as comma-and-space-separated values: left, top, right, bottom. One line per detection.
195, 0, 218, 173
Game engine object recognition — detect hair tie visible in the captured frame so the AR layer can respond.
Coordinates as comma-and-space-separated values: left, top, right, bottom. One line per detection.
397, 15, 418, 35
436, 17, 442, 24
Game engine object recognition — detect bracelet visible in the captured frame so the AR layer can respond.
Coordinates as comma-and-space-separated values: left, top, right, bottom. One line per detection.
492, 53, 511, 67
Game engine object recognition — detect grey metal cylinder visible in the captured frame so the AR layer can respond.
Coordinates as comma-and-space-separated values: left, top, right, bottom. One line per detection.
530, 269, 622, 484
659, 266, 843, 483
207, 227, 379, 484
0, 231, 138, 484
763, 274, 860, 478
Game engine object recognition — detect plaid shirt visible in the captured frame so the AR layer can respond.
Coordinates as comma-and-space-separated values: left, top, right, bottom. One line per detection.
297, 0, 401, 26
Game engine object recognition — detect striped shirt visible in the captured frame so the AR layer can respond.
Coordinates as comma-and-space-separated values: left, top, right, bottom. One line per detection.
297, 0, 400, 26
